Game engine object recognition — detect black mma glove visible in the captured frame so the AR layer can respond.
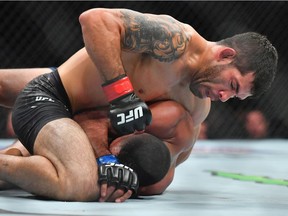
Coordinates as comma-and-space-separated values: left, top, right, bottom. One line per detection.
102, 74, 152, 135
97, 155, 139, 194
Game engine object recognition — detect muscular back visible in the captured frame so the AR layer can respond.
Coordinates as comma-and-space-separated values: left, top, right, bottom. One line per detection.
146, 100, 200, 165
138, 100, 205, 195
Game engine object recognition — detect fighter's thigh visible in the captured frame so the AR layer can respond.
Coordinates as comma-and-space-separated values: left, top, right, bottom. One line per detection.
34, 118, 99, 197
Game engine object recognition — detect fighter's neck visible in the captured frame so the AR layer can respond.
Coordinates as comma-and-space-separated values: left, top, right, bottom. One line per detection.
183, 40, 215, 80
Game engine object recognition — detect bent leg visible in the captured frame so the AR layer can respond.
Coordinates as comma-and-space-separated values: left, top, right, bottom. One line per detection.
0, 154, 60, 193
0, 118, 100, 201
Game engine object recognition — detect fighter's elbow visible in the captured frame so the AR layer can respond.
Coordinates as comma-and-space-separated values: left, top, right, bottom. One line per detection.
79, 9, 103, 28
79, 8, 121, 34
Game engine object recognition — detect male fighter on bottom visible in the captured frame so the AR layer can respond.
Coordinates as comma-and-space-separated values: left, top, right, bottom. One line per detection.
0, 99, 198, 201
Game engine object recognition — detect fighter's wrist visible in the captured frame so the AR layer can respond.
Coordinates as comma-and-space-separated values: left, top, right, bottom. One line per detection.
97, 154, 119, 165
102, 75, 134, 102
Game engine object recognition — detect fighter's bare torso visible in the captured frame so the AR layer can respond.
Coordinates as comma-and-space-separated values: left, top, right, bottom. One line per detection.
59, 9, 211, 126
59, 46, 210, 127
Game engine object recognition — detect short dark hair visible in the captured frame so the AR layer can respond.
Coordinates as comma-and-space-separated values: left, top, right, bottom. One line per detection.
117, 133, 171, 187
218, 32, 278, 98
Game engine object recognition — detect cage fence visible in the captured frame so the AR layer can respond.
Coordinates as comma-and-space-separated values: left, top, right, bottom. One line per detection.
0, 1, 287, 139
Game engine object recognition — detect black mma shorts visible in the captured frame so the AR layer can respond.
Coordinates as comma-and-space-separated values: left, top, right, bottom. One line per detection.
12, 70, 72, 154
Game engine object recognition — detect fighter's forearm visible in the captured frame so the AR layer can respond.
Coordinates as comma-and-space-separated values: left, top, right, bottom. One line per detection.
73, 111, 111, 158
79, 9, 125, 82
85, 122, 111, 158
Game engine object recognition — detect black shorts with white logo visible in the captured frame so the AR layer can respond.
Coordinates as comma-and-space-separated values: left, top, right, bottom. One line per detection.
12, 70, 72, 154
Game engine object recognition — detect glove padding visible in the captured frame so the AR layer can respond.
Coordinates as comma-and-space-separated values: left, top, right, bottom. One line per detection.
109, 93, 152, 135
102, 74, 152, 135
98, 163, 139, 194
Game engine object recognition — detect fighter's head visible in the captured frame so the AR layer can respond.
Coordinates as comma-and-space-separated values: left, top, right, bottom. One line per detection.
110, 133, 171, 187
190, 32, 278, 102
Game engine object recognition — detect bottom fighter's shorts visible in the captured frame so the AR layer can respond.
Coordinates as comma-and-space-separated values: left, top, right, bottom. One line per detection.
12, 69, 72, 154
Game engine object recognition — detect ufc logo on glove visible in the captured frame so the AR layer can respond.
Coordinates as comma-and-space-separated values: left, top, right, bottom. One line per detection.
102, 74, 152, 134
117, 106, 144, 125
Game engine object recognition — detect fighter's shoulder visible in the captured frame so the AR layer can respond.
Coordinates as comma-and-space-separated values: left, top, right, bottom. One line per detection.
117, 9, 192, 40
149, 100, 187, 118
149, 96, 210, 126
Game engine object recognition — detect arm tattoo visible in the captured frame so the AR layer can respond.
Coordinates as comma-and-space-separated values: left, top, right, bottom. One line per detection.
120, 10, 188, 62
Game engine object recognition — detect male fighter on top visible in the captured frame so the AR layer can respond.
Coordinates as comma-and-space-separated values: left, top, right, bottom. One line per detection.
0, 8, 278, 202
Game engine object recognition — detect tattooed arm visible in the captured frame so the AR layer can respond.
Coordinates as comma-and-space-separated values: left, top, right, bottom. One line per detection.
79, 8, 188, 81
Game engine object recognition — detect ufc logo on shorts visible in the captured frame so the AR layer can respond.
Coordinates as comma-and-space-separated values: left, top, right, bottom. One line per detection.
35, 96, 55, 102
117, 107, 143, 125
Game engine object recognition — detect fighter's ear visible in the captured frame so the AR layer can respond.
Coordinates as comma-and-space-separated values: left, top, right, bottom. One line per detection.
217, 47, 236, 63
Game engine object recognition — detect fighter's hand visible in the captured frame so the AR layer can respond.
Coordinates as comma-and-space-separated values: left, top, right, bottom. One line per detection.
97, 155, 139, 202
102, 74, 152, 135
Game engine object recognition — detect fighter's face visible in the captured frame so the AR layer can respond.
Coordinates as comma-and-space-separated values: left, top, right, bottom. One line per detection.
190, 64, 254, 102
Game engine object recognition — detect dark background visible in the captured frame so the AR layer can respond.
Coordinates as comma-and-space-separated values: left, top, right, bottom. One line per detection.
1, 1, 288, 138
